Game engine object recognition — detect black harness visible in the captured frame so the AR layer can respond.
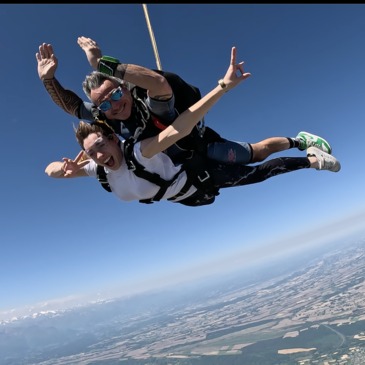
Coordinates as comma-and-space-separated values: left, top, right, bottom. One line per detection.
95, 71, 222, 204
123, 138, 188, 204
96, 138, 193, 204
96, 135, 220, 205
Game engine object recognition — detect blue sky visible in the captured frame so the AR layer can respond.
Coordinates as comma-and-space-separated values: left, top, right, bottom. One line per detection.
1, 4, 365, 316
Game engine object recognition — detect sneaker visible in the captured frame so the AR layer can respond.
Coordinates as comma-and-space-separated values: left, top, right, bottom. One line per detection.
297, 131, 332, 154
307, 146, 341, 172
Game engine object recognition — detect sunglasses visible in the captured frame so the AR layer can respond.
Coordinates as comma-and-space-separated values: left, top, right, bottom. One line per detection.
84, 136, 106, 157
97, 86, 123, 112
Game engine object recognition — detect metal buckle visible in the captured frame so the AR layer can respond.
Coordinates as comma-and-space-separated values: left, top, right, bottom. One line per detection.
133, 126, 144, 140
197, 117, 205, 138
128, 160, 136, 171
198, 171, 210, 183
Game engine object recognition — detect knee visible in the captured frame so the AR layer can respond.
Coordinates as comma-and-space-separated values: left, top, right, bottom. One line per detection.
207, 141, 252, 164
251, 143, 269, 162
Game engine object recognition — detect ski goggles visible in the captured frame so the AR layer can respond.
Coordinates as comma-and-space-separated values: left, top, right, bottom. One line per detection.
97, 86, 123, 112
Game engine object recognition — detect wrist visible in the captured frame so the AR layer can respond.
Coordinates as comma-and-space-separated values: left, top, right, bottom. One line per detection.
98, 55, 120, 76
218, 79, 227, 89
218, 79, 229, 93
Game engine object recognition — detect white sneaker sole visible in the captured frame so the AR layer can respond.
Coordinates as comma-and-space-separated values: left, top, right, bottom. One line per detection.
307, 147, 341, 172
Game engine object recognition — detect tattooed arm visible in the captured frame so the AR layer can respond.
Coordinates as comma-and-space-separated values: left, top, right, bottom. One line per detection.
36, 42, 94, 120
42, 77, 84, 117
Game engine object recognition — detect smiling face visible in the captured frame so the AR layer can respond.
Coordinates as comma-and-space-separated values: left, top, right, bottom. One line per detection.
83, 132, 123, 170
90, 80, 133, 120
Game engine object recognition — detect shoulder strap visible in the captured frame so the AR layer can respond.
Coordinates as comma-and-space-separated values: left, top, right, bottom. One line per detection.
96, 164, 112, 192
95, 140, 218, 203
130, 90, 150, 140
94, 139, 180, 199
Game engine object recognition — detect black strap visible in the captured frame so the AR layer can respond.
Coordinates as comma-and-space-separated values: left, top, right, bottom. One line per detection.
167, 178, 193, 202
124, 138, 187, 204
134, 166, 183, 204
96, 165, 112, 192
94, 137, 216, 204
94, 139, 184, 201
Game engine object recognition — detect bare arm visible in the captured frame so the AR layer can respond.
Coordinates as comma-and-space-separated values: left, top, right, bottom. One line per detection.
77, 36, 172, 100
141, 47, 251, 158
45, 151, 90, 178
119, 64, 172, 100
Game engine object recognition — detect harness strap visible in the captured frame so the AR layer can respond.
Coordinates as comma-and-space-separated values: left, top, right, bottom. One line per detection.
123, 138, 187, 204
93, 138, 187, 201
96, 164, 112, 192
133, 166, 184, 204
167, 177, 193, 202
131, 90, 150, 140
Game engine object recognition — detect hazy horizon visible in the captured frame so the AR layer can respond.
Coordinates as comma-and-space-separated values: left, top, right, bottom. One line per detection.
2, 207, 365, 322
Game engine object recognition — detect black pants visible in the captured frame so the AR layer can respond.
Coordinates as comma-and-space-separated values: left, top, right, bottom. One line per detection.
178, 157, 311, 207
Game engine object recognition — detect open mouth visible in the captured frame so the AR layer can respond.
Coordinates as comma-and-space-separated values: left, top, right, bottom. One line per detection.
104, 156, 115, 168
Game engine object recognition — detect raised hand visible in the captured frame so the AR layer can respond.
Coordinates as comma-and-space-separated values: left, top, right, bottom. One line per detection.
221, 47, 251, 91
77, 36, 102, 70
36, 43, 58, 80
62, 151, 90, 177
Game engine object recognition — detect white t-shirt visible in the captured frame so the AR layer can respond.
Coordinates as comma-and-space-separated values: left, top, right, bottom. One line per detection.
83, 141, 197, 202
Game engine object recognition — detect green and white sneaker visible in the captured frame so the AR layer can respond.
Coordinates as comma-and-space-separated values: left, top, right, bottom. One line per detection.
307, 146, 341, 172
297, 131, 332, 154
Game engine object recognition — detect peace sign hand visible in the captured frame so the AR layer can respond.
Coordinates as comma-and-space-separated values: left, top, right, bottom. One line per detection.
62, 151, 90, 177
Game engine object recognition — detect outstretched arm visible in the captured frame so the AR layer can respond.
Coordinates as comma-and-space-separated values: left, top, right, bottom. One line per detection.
36, 43, 88, 118
45, 151, 90, 178
78, 36, 172, 100
141, 47, 251, 158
